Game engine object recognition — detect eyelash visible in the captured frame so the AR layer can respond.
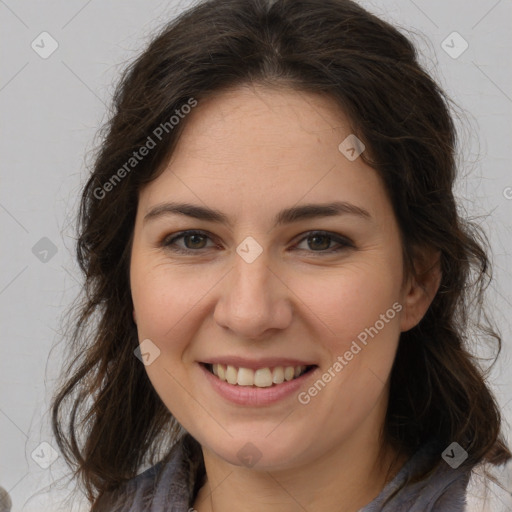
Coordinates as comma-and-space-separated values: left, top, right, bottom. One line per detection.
160, 229, 354, 255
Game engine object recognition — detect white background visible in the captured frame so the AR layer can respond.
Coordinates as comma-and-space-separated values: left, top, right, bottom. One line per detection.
1, 0, 511, 510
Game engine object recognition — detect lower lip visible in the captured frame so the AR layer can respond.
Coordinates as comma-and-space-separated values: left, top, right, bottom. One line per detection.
199, 363, 318, 406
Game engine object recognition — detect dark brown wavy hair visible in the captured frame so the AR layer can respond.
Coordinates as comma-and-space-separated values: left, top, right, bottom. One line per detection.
50, 0, 511, 506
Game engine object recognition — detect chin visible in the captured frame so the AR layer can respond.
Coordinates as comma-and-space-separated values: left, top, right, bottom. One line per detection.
198, 427, 316, 471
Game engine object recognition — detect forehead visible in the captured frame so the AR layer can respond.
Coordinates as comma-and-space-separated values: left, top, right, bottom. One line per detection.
171, 84, 351, 161
137, 85, 390, 224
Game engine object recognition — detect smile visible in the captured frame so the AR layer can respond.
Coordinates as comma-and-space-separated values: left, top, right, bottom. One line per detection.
203, 363, 316, 388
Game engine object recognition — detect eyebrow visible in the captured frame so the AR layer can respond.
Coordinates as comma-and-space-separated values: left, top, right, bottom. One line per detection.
143, 200, 371, 228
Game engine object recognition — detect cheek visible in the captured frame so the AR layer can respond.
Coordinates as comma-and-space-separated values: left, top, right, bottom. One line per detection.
295, 259, 403, 415
295, 265, 402, 442
296, 259, 402, 346
130, 257, 219, 348
129, 257, 211, 423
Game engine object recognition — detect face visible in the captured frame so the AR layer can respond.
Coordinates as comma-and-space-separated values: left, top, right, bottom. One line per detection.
130, 85, 417, 470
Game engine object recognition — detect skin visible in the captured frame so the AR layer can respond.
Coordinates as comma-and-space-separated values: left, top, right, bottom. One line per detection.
129, 84, 441, 512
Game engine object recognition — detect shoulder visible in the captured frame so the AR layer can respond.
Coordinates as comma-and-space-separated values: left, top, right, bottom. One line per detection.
427, 468, 472, 511
92, 433, 204, 512
362, 439, 473, 512
381, 440, 512, 512
92, 462, 164, 512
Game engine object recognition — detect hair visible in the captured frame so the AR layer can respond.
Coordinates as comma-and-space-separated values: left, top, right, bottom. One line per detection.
50, 0, 511, 507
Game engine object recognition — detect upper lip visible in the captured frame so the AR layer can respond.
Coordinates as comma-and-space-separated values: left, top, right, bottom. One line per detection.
201, 356, 317, 369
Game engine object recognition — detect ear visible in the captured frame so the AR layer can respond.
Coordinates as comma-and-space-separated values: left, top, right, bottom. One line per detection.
400, 246, 442, 332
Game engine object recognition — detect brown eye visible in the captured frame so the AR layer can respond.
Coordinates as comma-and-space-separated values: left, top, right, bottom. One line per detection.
161, 229, 353, 255
182, 233, 208, 249
294, 231, 353, 253
307, 234, 331, 251
162, 230, 215, 253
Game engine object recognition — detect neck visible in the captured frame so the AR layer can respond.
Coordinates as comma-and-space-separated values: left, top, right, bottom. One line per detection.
192, 401, 407, 512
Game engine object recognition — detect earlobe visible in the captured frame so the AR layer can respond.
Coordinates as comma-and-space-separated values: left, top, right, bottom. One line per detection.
400, 248, 442, 333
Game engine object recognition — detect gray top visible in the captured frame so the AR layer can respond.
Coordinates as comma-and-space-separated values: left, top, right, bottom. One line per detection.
94, 434, 472, 511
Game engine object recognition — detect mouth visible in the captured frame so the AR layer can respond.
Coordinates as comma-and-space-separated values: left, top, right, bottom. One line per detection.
201, 362, 317, 388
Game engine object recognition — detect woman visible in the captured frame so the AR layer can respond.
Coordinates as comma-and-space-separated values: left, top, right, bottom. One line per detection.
50, 0, 511, 510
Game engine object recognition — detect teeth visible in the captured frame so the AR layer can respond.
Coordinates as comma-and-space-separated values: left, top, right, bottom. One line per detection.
209, 363, 308, 388
254, 368, 273, 387
237, 367, 254, 386
226, 365, 238, 385
284, 366, 295, 381
272, 366, 284, 384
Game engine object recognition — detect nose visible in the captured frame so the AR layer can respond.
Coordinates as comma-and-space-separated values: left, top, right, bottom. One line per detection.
213, 252, 293, 340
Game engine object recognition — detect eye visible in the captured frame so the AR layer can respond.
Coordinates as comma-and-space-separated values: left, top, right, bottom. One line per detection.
293, 231, 353, 253
161, 230, 217, 253
160, 229, 353, 255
